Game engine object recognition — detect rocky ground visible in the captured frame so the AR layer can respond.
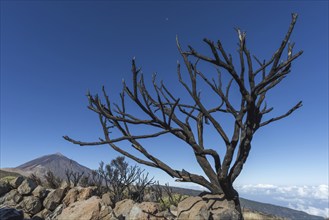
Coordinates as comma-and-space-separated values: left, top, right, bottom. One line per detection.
4, 175, 323, 220
0, 176, 252, 220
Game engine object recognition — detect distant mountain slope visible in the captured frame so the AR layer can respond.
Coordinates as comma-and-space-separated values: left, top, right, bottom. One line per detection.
240, 198, 324, 220
0, 169, 22, 179
3, 153, 93, 180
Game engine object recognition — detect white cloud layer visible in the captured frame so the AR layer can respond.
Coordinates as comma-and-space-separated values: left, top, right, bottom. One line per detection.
235, 184, 329, 218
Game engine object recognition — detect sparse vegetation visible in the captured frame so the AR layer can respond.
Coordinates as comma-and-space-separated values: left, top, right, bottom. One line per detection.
0, 175, 16, 183
151, 182, 188, 211
94, 156, 155, 205
89, 170, 103, 189
70, 156, 185, 208
65, 169, 84, 187
128, 172, 155, 203
0, 170, 23, 184
79, 173, 90, 187
44, 170, 62, 189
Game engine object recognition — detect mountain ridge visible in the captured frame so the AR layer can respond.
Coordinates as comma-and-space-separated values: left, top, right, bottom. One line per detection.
2, 153, 93, 181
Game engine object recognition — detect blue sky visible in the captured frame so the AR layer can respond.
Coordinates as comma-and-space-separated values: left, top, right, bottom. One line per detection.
1, 1, 328, 215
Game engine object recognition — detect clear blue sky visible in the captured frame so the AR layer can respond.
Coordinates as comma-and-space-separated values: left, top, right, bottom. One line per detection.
1, 1, 328, 188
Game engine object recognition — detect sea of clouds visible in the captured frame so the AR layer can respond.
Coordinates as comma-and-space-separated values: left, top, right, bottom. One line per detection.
170, 182, 328, 218
235, 184, 329, 218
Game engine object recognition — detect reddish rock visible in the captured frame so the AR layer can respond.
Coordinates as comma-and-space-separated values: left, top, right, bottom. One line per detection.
57, 196, 101, 220
62, 187, 79, 206
43, 188, 66, 211
177, 195, 240, 220
78, 186, 96, 201
177, 196, 208, 220
101, 192, 113, 207
128, 202, 161, 220
113, 199, 135, 219
32, 186, 49, 199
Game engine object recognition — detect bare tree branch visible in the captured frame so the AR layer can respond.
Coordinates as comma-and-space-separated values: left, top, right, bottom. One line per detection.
65, 14, 303, 212
260, 101, 302, 127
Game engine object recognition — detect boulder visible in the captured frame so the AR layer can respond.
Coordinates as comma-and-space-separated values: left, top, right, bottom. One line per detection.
1, 189, 23, 207
101, 192, 113, 207
0, 181, 12, 197
127, 205, 143, 220
62, 188, 79, 207
57, 196, 101, 220
113, 199, 135, 219
177, 194, 241, 220
99, 203, 113, 220
139, 202, 160, 214
30, 215, 44, 220
128, 202, 161, 220
0, 195, 4, 204
177, 196, 209, 220
0, 207, 23, 220
78, 186, 96, 201
34, 209, 51, 219
59, 181, 71, 189
18, 196, 42, 215
157, 210, 176, 220
17, 179, 37, 196
203, 193, 240, 220
43, 188, 66, 211
169, 205, 178, 217
170, 205, 177, 212
45, 204, 64, 219
23, 212, 31, 219
9, 176, 25, 189
32, 186, 49, 199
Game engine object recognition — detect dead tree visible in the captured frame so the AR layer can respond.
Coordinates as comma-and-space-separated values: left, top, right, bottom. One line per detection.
98, 156, 142, 205
65, 169, 84, 187
44, 170, 62, 189
129, 173, 155, 203
79, 173, 90, 187
90, 170, 103, 189
64, 14, 302, 217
